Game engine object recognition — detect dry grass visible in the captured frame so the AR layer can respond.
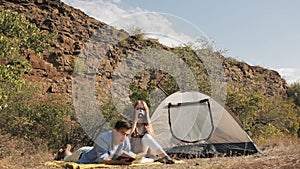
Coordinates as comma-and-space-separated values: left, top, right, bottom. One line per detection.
0, 134, 299, 169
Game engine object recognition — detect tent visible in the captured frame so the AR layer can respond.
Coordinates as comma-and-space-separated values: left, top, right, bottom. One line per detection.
151, 91, 259, 158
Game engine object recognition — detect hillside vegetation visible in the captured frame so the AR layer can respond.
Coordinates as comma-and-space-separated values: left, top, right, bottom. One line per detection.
0, 0, 299, 168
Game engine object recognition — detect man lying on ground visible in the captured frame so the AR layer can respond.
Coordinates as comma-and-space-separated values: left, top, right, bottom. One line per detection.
54, 119, 133, 165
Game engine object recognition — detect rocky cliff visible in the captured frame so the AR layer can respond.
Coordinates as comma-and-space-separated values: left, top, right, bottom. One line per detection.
0, 0, 288, 104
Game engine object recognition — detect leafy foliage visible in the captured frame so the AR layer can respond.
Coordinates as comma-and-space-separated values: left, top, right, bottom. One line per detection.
0, 82, 89, 149
0, 9, 55, 111
226, 84, 299, 140
172, 46, 211, 93
287, 81, 300, 106
0, 9, 84, 149
0, 9, 54, 56
126, 26, 144, 40
101, 100, 127, 129
129, 83, 152, 106
0, 64, 26, 110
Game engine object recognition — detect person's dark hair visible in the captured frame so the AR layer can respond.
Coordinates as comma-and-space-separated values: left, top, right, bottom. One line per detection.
114, 119, 132, 130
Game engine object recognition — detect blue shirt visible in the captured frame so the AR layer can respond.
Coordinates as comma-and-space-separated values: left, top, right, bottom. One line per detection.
77, 130, 131, 164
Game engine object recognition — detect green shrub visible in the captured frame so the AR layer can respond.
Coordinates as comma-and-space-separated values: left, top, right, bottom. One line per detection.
172, 46, 211, 93
0, 9, 54, 56
226, 84, 299, 140
0, 82, 77, 149
129, 84, 151, 106
0, 9, 85, 149
101, 100, 126, 129
128, 26, 144, 40
0, 9, 55, 111
287, 81, 300, 106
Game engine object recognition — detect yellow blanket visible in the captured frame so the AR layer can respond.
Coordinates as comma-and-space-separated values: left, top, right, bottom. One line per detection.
45, 160, 184, 168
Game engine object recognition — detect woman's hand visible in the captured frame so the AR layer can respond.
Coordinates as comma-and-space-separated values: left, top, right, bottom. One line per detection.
145, 124, 154, 136
144, 125, 150, 133
134, 109, 140, 122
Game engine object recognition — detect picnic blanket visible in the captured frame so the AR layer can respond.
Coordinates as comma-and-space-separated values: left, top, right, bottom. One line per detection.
45, 160, 184, 168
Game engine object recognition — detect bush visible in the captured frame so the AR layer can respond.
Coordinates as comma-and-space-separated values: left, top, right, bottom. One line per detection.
287, 81, 300, 106
0, 83, 81, 149
0, 9, 87, 149
0, 9, 54, 55
226, 84, 299, 140
0, 8, 55, 111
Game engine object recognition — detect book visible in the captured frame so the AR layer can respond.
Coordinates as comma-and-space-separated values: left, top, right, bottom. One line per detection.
116, 151, 147, 163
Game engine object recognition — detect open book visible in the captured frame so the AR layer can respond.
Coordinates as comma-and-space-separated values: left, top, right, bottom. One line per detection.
116, 151, 151, 163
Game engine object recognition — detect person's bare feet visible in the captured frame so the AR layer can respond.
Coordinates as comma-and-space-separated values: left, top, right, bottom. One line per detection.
65, 144, 72, 156
54, 144, 72, 160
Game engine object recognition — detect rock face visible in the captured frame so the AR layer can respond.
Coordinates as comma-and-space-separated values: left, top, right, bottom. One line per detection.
1, 0, 106, 98
0, 0, 288, 103
223, 57, 288, 96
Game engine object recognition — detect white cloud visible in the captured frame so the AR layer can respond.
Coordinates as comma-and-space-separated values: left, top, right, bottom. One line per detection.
111, 12, 198, 47
61, 0, 127, 24
61, 0, 208, 47
276, 68, 300, 84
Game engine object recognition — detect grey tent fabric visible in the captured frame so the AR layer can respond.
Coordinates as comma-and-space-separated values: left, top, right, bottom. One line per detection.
151, 91, 259, 157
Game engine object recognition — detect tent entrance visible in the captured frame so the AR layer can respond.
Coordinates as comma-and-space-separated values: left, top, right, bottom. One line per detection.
168, 99, 214, 143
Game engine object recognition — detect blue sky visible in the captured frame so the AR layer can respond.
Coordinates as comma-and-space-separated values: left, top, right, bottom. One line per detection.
62, 0, 300, 84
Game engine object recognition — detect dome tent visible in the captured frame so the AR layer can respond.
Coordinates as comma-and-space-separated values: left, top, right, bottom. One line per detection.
151, 91, 259, 158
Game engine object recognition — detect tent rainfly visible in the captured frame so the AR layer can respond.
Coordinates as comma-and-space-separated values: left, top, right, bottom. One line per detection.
151, 91, 259, 158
